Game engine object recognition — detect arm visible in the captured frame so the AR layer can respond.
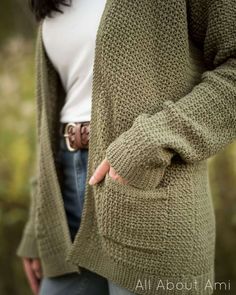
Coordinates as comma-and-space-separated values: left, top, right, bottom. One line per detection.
16, 25, 43, 258
105, 0, 236, 189
16, 175, 39, 258
17, 173, 42, 295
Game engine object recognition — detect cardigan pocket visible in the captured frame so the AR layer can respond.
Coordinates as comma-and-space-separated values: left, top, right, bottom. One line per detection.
96, 172, 169, 252
117, 164, 168, 190
95, 162, 196, 273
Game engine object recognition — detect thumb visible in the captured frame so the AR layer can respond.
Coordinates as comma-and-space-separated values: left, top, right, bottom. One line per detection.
89, 158, 110, 185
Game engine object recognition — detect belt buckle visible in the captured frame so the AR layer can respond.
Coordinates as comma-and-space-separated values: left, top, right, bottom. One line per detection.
63, 122, 77, 152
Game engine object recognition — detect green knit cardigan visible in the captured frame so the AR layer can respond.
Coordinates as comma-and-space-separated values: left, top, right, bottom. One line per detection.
17, 0, 236, 294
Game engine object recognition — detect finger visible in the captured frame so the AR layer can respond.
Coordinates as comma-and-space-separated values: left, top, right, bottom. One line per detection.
23, 258, 40, 295
89, 158, 110, 185
109, 166, 120, 180
23, 259, 40, 295
109, 166, 129, 184
32, 258, 42, 280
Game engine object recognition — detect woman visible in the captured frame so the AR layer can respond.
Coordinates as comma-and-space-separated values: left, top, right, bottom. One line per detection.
17, 0, 236, 294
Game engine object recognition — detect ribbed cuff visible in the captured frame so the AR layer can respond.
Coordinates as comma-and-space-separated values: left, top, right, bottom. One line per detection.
105, 112, 172, 189
16, 233, 39, 258
105, 141, 167, 189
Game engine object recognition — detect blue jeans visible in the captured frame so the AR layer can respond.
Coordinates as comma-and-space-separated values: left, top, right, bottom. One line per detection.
39, 133, 136, 295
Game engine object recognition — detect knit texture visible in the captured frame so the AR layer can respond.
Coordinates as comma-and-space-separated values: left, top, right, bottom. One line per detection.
17, 0, 236, 294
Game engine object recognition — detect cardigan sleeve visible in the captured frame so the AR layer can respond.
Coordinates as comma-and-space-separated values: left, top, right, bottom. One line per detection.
16, 176, 39, 258
105, 0, 236, 189
16, 27, 42, 258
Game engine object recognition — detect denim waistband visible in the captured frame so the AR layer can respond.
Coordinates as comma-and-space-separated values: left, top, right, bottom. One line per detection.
58, 133, 68, 152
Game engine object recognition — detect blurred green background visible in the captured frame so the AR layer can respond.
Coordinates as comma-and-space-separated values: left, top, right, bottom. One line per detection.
0, 1, 235, 295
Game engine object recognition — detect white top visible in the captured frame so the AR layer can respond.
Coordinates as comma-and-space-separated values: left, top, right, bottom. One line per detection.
42, 0, 106, 123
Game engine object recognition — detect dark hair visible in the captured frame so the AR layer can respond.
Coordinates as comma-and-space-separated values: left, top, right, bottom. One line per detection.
29, 0, 72, 22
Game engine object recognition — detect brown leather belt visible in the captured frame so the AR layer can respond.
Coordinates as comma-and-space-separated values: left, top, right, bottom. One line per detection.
60, 121, 90, 151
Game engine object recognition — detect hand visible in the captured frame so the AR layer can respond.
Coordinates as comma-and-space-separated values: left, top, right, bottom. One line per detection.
89, 158, 128, 185
22, 257, 42, 295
